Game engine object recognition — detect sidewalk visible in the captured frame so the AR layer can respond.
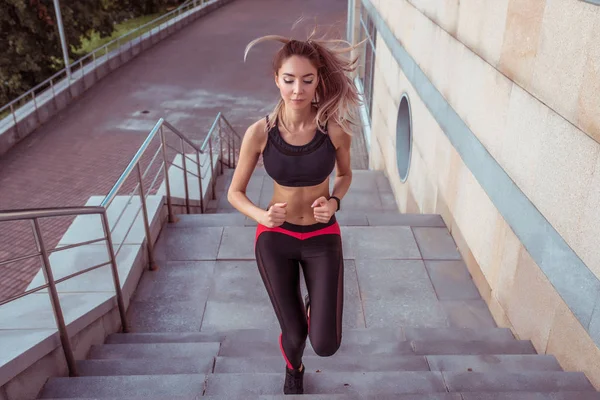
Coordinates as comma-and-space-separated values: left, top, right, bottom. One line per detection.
0, 0, 351, 301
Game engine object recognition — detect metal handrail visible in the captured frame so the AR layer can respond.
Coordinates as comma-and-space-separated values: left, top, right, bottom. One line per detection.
0, 0, 210, 127
0, 112, 240, 379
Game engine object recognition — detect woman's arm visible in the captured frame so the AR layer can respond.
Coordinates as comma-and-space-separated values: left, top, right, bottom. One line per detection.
328, 121, 353, 208
227, 121, 269, 223
311, 121, 353, 222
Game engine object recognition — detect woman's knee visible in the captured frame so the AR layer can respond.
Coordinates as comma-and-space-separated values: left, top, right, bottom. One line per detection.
310, 334, 341, 357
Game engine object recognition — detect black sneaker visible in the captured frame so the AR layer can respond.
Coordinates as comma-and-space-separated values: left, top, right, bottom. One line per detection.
283, 364, 304, 395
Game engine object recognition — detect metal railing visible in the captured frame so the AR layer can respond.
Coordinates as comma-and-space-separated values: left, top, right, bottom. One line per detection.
0, 0, 211, 130
0, 112, 240, 377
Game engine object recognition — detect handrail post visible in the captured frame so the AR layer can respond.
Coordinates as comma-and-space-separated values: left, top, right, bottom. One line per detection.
32, 218, 78, 377
232, 134, 236, 169
228, 130, 233, 170
218, 120, 224, 173
181, 138, 191, 214
136, 164, 157, 271
195, 151, 204, 213
10, 104, 18, 135
160, 127, 175, 223
208, 136, 216, 200
100, 212, 129, 332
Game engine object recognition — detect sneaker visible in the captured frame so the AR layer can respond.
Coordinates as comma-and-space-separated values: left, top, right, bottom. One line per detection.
283, 364, 304, 395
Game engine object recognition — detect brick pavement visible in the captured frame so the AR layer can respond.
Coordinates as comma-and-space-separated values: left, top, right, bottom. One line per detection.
0, 0, 366, 301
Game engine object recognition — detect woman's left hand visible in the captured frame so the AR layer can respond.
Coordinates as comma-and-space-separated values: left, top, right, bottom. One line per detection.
311, 196, 337, 223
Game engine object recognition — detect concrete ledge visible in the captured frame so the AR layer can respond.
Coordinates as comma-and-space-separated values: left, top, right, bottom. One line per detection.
0, 0, 236, 157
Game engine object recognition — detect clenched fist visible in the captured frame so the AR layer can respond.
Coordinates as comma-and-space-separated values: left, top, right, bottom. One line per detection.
311, 196, 337, 223
260, 202, 287, 228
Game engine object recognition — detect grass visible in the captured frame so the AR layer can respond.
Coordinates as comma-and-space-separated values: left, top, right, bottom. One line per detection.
73, 13, 165, 57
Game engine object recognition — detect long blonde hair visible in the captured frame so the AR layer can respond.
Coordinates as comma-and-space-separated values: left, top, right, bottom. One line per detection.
244, 27, 362, 135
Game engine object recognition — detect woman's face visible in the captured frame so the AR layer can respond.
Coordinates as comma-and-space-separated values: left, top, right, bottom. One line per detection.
275, 55, 319, 111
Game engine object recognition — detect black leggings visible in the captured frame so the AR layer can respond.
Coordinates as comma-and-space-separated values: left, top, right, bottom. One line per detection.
254, 216, 344, 370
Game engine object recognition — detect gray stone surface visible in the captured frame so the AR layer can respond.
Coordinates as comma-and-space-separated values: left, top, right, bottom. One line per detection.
304, 371, 446, 395
425, 260, 481, 300
208, 261, 269, 303
214, 355, 429, 373
443, 371, 595, 392
335, 212, 369, 226
174, 214, 247, 227
204, 373, 281, 396
426, 355, 562, 372
77, 357, 215, 376
403, 327, 515, 342
133, 261, 215, 302
39, 375, 206, 398
205, 372, 447, 396
461, 393, 600, 400
412, 227, 462, 260
201, 300, 279, 331
87, 342, 219, 360
355, 259, 449, 328
106, 332, 225, 344
441, 300, 497, 329
217, 337, 414, 357
366, 213, 446, 227
340, 259, 366, 329
342, 227, 422, 259
217, 227, 257, 259
127, 300, 206, 332
165, 227, 223, 260
412, 340, 537, 355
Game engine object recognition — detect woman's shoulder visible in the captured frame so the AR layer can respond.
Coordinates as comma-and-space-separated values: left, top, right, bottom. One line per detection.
243, 116, 269, 148
325, 118, 351, 149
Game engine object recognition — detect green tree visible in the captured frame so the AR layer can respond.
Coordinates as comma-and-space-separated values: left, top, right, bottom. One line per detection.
0, 0, 180, 108
0, 0, 118, 106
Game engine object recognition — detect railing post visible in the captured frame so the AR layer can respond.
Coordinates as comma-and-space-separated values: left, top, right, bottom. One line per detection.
181, 138, 191, 214
100, 211, 129, 333
32, 92, 40, 124
218, 120, 224, 173
232, 135, 237, 168
208, 136, 216, 200
136, 164, 158, 271
196, 151, 205, 213
160, 127, 175, 223
10, 104, 18, 135
32, 218, 78, 377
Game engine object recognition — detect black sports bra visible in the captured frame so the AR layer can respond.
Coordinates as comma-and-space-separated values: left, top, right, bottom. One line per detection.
262, 115, 336, 187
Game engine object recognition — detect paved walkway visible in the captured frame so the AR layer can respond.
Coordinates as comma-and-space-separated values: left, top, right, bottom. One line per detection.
0, 0, 356, 301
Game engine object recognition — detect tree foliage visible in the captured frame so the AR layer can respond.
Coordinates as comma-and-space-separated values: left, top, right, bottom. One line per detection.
0, 0, 180, 107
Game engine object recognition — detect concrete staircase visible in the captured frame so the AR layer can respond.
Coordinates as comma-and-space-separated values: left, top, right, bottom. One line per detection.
37, 168, 600, 399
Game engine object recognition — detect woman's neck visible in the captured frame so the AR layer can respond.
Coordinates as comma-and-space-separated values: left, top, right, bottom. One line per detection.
281, 104, 314, 132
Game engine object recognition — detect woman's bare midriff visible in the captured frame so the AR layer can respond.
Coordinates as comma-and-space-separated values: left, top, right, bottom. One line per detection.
267, 179, 331, 226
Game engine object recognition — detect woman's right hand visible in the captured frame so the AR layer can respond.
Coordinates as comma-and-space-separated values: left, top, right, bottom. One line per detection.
260, 202, 287, 228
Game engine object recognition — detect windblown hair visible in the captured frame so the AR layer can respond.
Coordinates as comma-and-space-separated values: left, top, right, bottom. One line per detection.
244, 26, 363, 135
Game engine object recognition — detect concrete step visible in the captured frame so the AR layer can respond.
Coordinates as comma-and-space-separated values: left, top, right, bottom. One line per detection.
218, 338, 536, 357
87, 342, 220, 360
402, 327, 514, 342
172, 211, 447, 228
213, 354, 562, 373
106, 327, 515, 345
202, 371, 595, 396
76, 357, 215, 376
39, 375, 206, 398
106, 331, 226, 344
34, 393, 600, 400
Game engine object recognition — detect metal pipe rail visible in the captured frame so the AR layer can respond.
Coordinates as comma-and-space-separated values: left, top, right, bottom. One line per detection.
0, 112, 240, 378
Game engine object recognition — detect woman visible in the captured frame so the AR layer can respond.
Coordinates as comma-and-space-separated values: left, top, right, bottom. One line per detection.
227, 30, 361, 395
